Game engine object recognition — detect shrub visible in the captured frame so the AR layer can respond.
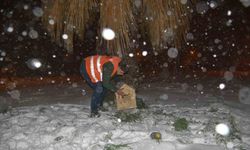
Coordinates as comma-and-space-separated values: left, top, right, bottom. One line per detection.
174, 118, 188, 131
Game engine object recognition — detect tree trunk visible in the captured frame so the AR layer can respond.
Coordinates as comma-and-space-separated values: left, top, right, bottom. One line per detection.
123, 57, 140, 88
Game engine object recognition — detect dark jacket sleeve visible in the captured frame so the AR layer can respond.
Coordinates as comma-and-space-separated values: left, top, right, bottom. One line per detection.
102, 62, 118, 92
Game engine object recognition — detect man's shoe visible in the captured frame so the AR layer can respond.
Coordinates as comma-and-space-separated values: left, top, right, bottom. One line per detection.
98, 106, 108, 112
90, 111, 100, 118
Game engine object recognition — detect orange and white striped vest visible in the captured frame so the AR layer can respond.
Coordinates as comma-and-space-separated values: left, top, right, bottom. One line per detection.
84, 55, 121, 83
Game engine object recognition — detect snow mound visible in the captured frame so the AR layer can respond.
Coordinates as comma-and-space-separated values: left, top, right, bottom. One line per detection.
239, 0, 250, 7
239, 87, 250, 104
0, 102, 249, 150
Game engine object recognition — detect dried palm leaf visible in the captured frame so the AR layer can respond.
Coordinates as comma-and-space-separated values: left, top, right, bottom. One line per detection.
42, 0, 195, 55
98, 0, 137, 57
42, 0, 97, 53
142, 0, 193, 51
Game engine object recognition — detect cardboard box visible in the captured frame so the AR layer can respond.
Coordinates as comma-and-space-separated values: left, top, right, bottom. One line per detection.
115, 84, 137, 110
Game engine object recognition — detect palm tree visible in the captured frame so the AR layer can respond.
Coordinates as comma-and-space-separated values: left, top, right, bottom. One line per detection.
42, 0, 193, 54
42, 0, 194, 85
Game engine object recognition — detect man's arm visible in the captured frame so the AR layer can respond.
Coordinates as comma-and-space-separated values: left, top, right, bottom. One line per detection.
102, 62, 118, 92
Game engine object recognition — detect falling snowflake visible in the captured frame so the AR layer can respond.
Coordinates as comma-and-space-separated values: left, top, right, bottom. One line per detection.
26, 58, 42, 70
209, 1, 218, 8
196, 84, 203, 91
215, 123, 230, 136
186, 33, 194, 41
159, 94, 168, 100
102, 28, 115, 40
49, 19, 55, 25
196, 1, 209, 14
167, 47, 178, 58
29, 30, 39, 39
142, 51, 148, 56
239, 0, 250, 7
7, 90, 21, 100
219, 83, 226, 90
22, 31, 28, 36
134, 0, 142, 8
180, 0, 188, 5
239, 87, 250, 104
62, 34, 68, 40
224, 71, 234, 81
7, 26, 14, 33
32, 7, 44, 17
129, 53, 134, 57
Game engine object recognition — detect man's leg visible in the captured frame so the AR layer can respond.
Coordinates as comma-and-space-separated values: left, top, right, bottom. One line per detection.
99, 87, 107, 107
80, 60, 99, 117
91, 82, 105, 111
91, 82, 104, 114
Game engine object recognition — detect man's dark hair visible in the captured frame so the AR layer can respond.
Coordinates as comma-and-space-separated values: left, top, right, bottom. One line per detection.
119, 60, 129, 74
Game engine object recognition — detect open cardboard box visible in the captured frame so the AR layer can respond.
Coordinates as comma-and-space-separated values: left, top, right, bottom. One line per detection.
115, 84, 137, 110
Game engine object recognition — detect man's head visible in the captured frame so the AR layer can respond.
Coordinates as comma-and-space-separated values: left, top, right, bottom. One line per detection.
109, 56, 128, 76
117, 60, 128, 75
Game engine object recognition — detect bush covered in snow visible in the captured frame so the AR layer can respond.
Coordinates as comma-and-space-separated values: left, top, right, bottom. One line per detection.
173, 118, 189, 131
114, 111, 142, 122
104, 144, 131, 150
0, 103, 8, 114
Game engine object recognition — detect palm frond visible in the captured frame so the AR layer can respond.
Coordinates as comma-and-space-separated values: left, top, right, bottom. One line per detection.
42, 0, 195, 55
142, 0, 192, 51
42, 0, 97, 53
98, 0, 137, 56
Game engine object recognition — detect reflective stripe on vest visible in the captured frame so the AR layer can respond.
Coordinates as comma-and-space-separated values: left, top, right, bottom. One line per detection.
85, 55, 121, 83
90, 56, 99, 82
97, 56, 102, 81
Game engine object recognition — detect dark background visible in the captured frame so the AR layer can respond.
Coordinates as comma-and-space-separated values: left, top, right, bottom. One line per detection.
0, 0, 250, 80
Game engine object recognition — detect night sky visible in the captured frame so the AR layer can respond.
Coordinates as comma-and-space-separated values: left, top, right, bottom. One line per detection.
0, 0, 250, 79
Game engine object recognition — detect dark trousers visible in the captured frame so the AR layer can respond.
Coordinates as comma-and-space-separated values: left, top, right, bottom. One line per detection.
80, 61, 107, 112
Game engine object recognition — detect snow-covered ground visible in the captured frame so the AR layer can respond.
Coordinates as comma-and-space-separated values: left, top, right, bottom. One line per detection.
0, 79, 250, 150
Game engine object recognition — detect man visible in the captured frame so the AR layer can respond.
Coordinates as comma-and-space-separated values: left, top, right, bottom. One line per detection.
80, 55, 126, 117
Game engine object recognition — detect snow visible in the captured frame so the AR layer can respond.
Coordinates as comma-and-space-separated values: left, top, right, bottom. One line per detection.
1, 51, 6, 57
7, 90, 21, 100
7, 26, 14, 33
29, 30, 39, 39
163, 62, 168, 68
26, 58, 42, 70
129, 53, 134, 57
142, 51, 148, 56
49, 19, 55, 25
239, 87, 250, 104
22, 31, 28, 36
167, 11, 172, 16
196, 1, 209, 14
224, 71, 234, 81
209, 1, 218, 9
101, 28, 115, 40
134, 0, 142, 8
1, 81, 250, 150
239, 0, 250, 7
214, 38, 221, 44
32, 7, 44, 17
226, 19, 233, 26
167, 48, 178, 58
159, 94, 168, 100
62, 34, 68, 40
180, 0, 188, 5
215, 123, 230, 136
186, 33, 194, 41
23, 5, 29, 10
219, 83, 226, 90
196, 84, 203, 91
